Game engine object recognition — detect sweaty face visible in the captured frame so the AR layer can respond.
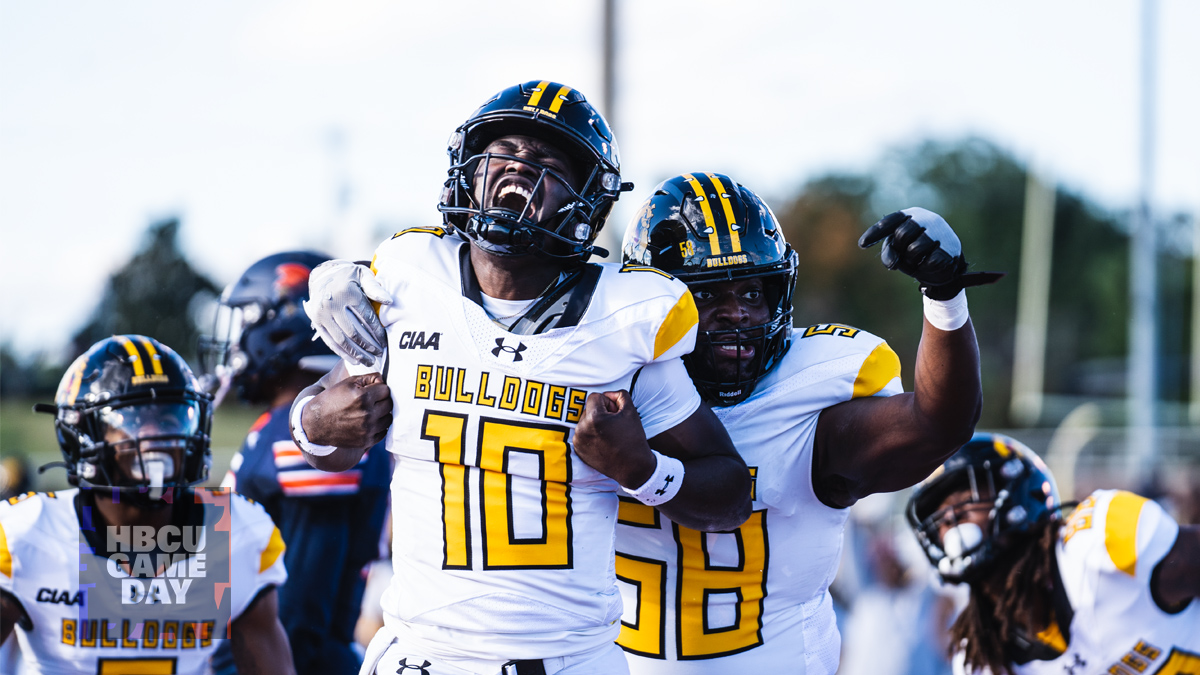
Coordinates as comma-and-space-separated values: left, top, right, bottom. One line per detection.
691, 278, 772, 383
472, 135, 579, 225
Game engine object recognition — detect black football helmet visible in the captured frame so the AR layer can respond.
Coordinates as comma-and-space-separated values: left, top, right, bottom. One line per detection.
438, 80, 632, 260
42, 335, 212, 497
199, 251, 337, 405
622, 173, 798, 405
907, 433, 1062, 584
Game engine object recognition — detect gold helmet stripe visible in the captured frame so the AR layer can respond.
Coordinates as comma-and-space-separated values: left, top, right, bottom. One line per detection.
682, 174, 721, 255
527, 81, 551, 108
706, 173, 742, 253
65, 356, 88, 406
114, 336, 147, 377
137, 337, 165, 376
548, 85, 572, 113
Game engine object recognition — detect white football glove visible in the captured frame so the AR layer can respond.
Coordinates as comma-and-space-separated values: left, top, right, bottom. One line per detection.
303, 259, 393, 367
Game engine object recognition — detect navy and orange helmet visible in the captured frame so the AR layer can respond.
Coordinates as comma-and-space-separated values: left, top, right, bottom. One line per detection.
622, 173, 798, 405
44, 335, 212, 493
438, 80, 632, 261
200, 251, 336, 405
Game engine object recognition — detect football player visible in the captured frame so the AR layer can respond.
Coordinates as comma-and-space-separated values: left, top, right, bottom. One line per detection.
574, 175, 987, 673
202, 252, 390, 674
290, 81, 752, 674
908, 433, 1199, 675
0, 335, 294, 675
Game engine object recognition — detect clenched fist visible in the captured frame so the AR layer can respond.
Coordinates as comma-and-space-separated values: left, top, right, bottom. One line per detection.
572, 391, 656, 489
858, 207, 1003, 300
304, 373, 393, 449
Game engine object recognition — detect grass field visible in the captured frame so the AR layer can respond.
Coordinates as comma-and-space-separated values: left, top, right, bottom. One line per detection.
0, 397, 265, 492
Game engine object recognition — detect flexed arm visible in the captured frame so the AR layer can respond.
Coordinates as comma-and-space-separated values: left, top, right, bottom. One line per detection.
813, 208, 999, 508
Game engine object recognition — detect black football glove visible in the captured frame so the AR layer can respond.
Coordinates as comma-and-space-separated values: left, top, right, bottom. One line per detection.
858, 208, 1004, 300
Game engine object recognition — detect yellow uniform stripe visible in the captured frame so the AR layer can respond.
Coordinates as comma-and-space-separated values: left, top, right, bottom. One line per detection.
852, 342, 901, 398
259, 526, 286, 573
527, 80, 551, 108
653, 292, 698, 360
706, 173, 742, 253
137, 337, 164, 375
0, 521, 11, 577
618, 499, 658, 526
549, 85, 572, 113
683, 174, 720, 255
369, 255, 382, 318
115, 336, 146, 377
1105, 491, 1148, 577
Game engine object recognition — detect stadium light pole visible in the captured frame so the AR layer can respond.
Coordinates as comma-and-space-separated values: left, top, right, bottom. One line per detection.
1010, 167, 1056, 427
602, 0, 618, 135
1127, 0, 1159, 486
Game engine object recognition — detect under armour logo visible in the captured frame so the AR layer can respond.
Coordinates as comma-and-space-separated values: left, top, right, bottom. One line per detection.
1062, 654, 1086, 675
491, 338, 528, 362
655, 474, 675, 496
397, 658, 431, 675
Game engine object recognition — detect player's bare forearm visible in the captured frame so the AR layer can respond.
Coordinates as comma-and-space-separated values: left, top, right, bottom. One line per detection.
232, 588, 296, 675
648, 406, 752, 532
292, 361, 392, 472
815, 317, 981, 506
655, 453, 752, 532
574, 393, 751, 531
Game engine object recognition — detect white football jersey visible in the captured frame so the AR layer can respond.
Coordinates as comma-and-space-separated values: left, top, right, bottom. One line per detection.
616, 323, 904, 674
954, 489, 1199, 675
365, 228, 702, 661
0, 488, 286, 675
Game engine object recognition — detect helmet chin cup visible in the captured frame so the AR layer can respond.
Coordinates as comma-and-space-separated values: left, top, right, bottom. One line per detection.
471, 215, 536, 256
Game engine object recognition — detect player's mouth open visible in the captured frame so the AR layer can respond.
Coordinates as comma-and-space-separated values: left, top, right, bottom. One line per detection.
715, 342, 755, 361
491, 178, 538, 215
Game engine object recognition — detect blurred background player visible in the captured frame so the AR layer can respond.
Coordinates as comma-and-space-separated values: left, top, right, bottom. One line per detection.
294, 81, 751, 675
908, 432, 1200, 675
603, 175, 990, 673
0, 335, 293, 674
202, 252, 389, 675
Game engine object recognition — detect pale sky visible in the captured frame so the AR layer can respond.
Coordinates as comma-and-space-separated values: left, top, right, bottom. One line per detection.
2, 0, 1198, 358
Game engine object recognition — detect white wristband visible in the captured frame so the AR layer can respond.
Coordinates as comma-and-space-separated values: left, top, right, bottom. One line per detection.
922, 289, 969, 331
622, 450, 685, 506
290, 395, 338, 457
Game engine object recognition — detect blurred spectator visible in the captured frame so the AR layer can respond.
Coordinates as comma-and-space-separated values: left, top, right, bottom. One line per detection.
202, 252, 389, 675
